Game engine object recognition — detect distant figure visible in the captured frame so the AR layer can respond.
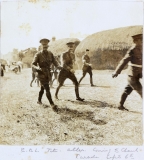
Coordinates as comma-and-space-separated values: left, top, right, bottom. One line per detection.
55, 41, 84, 101
11, 62, 20, 73
17, 61, 23, 72
79, 49, 95, 86
0, 63, 5, 77
112, 33, 142, 111
7, 60, 10, 68
30, 66, 40, 87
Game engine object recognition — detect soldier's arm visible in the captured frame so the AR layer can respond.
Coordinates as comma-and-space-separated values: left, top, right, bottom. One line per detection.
114, 51, 132, 75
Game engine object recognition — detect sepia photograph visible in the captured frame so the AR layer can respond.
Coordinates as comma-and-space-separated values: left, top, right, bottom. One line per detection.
0, 0, 143, 159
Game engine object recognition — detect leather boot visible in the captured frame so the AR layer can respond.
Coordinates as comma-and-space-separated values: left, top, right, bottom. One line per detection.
37, 90, 44, 104
75, 85, 84, 101
90, 77, 95, 86
118, 93, 129, 111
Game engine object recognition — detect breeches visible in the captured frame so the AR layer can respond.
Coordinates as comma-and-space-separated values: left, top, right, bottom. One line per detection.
82, 67, 92, 78
124, 75, 142, 96
58, 69, 78, 85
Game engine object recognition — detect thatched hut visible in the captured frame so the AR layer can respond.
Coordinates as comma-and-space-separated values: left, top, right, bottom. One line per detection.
75, 25, 142, 70
48, 38, 80, 56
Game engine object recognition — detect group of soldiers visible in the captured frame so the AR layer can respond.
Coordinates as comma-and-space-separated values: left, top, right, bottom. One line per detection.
31, 33, 142, 112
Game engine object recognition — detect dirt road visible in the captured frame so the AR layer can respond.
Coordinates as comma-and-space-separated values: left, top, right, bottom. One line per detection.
0, 69, 142, 145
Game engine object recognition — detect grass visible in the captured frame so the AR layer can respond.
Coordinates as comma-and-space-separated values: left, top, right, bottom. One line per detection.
0, 68, 142, 145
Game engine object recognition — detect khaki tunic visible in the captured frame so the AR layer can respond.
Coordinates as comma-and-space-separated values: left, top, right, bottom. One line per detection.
32, 51, 59, 84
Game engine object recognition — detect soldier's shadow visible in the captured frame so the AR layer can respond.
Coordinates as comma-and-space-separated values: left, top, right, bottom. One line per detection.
63, 99, 142, 115
54, 99, 111, 125
57, 106, 107, 125
60, 84, 111, 88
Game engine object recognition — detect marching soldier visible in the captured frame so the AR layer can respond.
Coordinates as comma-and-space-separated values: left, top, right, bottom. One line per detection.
112, 33, 142, 111
32, 38, 61, 111
78, 49, 95, 86
55, 42, 84, 101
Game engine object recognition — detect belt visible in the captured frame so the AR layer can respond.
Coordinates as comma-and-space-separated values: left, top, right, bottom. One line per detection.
128, 62, 142, 68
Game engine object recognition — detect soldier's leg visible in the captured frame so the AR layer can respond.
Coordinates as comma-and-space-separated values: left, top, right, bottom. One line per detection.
55, 70, 67, 99
69, 73, 84, 101
79, 71, 86, 84
128, 76, 142, 98
42, 83, 54, 105
88, 68, 95, 86
118, 84, 133, 111
30, 72, 35, 87
37, 85, 44, 104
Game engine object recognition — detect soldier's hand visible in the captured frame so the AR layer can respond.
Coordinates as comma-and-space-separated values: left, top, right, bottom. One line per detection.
89, 64, 92, 66
112, 73, 118, 78
70, 69, 75, 73
36, 66, 42, 71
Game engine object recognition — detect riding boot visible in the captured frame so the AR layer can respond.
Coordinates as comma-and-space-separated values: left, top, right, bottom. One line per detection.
78, 77, 83, 84
118, 92, 128, 111
37, 90, 44, 104
55, 85, 61, 99
46, 91, 54, 105
90, 77, 95, 86
75, 85, 84, 101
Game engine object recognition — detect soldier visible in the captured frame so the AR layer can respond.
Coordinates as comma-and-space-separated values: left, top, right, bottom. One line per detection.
112, 34, 142, 111
78, 49, 95, 86
55, 42, 84, 101
32, 38, 61, 111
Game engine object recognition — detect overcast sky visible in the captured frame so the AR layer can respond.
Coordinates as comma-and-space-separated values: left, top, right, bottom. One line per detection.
1, 0, 143, 54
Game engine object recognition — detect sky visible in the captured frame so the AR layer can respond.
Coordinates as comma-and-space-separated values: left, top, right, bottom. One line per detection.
1, 0, 143, 55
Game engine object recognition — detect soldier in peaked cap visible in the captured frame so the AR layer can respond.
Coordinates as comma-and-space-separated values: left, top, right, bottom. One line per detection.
78, 49, 95, 86
112, 33, 143, 111
32, 38, 62, 112
55, 41, 84, 101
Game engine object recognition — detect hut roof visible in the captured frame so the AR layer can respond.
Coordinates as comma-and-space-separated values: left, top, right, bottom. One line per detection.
49, 38, 80, 56
75, 25, 142, 56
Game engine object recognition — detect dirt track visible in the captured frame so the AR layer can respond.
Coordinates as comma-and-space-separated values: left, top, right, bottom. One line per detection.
0, 69, 142, 145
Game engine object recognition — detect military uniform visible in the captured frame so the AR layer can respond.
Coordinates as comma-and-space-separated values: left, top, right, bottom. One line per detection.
79, 49, 95, 86
55, 42, 84, 101
113, 34, 142, 110
32, 38, 60, 107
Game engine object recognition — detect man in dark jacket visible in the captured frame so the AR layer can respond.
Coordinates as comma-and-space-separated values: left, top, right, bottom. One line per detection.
55, 42, 84, 101
32, 38, 61, 111
78, 49, 95, 86
112, 33, 142, 111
